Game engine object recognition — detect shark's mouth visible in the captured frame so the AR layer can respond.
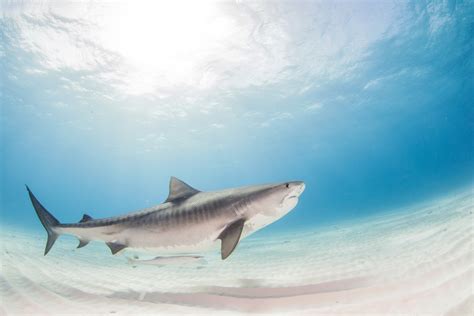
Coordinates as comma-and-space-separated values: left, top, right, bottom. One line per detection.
282, 191, 301, 205
283, 184, 305, 203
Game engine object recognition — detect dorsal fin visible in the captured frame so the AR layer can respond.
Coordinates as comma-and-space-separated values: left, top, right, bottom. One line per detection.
79, 214, 93, 223
165, 177, 200, 203
106, 241, 127, 255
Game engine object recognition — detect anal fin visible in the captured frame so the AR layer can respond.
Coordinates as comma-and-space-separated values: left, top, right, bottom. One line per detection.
106, 242, 127, 255
218, 219, 245, 260
77, 239, 90, 248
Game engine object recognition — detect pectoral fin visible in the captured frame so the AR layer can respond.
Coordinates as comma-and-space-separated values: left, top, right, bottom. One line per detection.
218, 219, 245, 260
106, 242, 127, 255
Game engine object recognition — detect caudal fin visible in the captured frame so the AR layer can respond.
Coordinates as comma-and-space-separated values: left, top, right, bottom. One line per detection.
26, 185, 60, 255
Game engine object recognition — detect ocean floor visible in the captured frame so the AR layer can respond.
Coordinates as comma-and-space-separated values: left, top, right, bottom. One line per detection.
1, 190, 473, 315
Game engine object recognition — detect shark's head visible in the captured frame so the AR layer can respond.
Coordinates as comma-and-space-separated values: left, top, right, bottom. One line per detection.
241, 181, 305, 225
262, 181, 305, 215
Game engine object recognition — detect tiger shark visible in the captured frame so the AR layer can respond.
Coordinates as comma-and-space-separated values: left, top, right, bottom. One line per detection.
27, 177, 305, 260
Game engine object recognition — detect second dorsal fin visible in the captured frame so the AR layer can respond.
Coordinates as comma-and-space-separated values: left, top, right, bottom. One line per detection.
79, 214, 93, 223
165, 177, 200, 203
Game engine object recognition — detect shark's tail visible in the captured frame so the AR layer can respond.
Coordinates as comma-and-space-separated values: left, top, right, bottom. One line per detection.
26, 185, 60, 255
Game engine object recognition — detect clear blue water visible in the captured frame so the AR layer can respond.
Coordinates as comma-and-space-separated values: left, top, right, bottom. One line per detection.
1, 0, 473, 234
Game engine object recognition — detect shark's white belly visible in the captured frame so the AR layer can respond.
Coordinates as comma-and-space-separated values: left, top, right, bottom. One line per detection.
120, 225, 223, 254
63, 224, 223, 254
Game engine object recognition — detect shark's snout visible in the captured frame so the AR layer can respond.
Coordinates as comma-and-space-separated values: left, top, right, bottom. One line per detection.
291, 181, 305, 193
293, 181, 305, 193
286, 181, 305, 199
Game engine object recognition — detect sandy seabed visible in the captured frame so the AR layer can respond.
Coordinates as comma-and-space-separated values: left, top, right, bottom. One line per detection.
1, 190, 473, 315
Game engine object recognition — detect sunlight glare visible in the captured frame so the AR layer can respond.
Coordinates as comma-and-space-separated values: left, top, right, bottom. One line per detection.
97, 0, 233, 94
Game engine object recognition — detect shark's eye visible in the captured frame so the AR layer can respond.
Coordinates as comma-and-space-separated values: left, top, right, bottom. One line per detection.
285, 183, 289, 188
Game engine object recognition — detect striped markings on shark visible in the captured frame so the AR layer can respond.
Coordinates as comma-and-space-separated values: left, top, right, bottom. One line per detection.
27, 177, 305, 260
